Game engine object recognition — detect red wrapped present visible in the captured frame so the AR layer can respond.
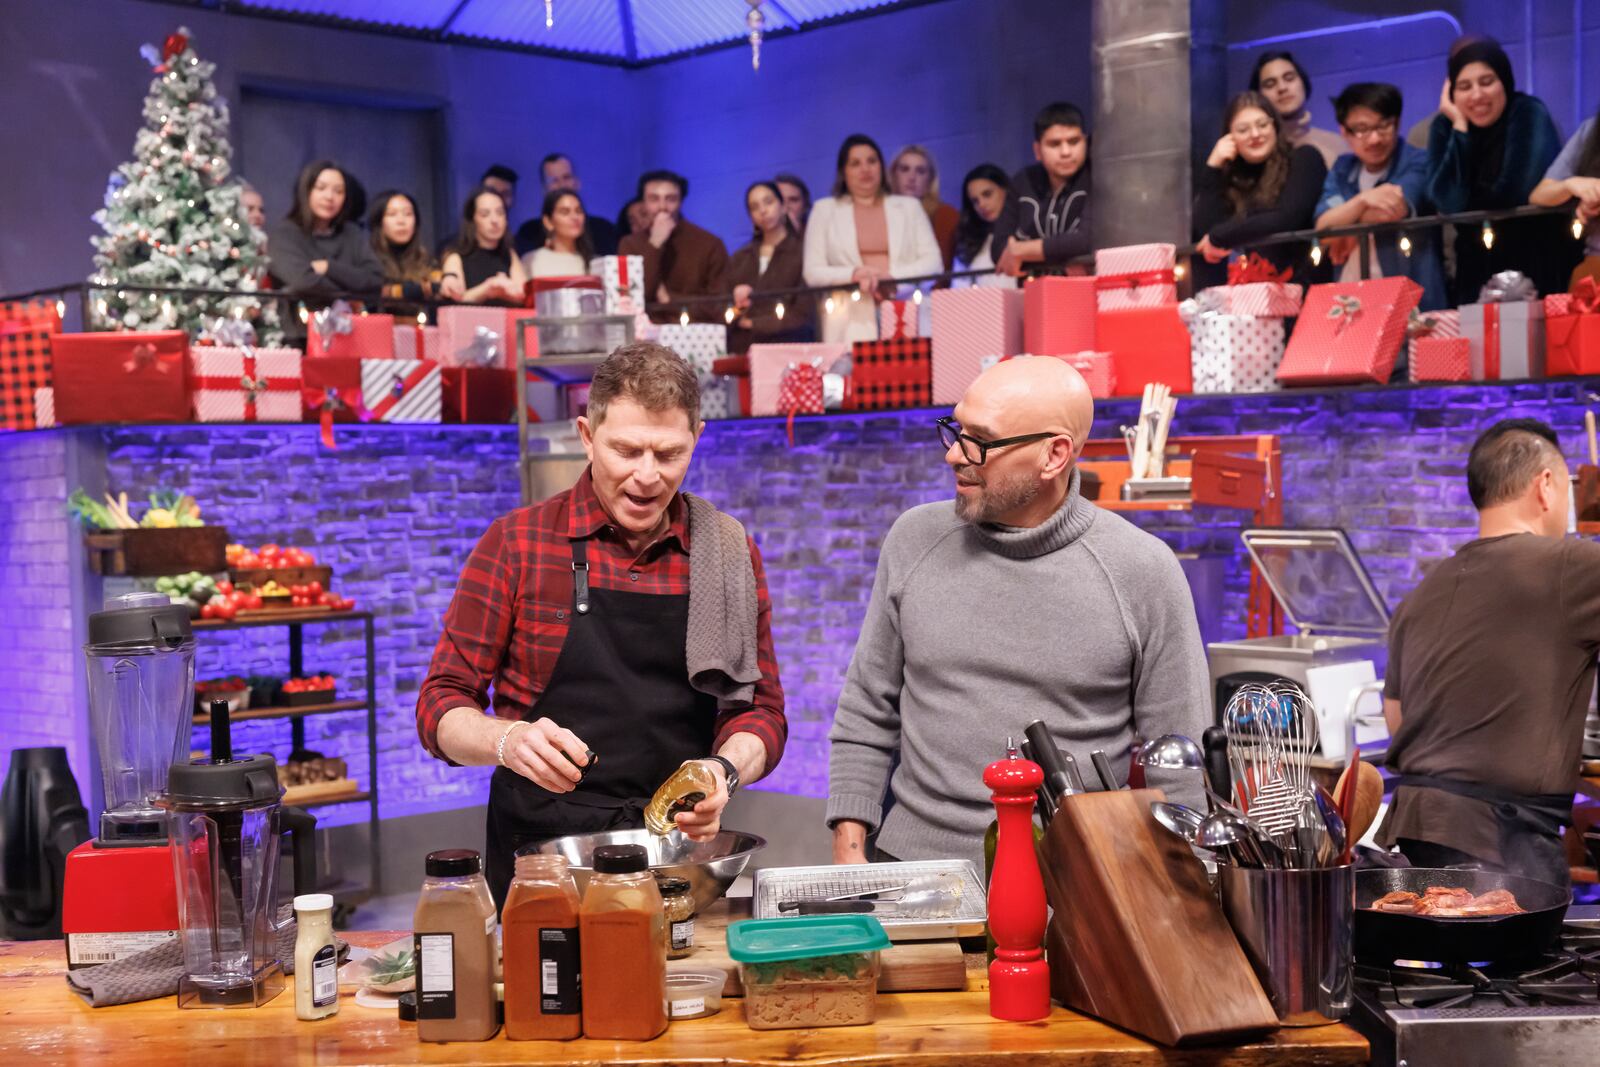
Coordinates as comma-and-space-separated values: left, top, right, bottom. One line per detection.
190, 346, 303, 422
710, 355, 752, 417
438, 305, 528, 368
878, 299, 921, 340
749, 343, 848, 416
777, 362, 824, 445
393, 323, 442, 362
301, 358, 366, 448
307, 303, 394, 360
1096, 307, 1192, 396
0, 298, 62, 335
1406, 309, 1461, 364
929, 288, 1025, 404
1409, 337, 1471, 382
1546, 279, 1600, 376
1059, 351, 1116, 398
847, 337, 933, 410
1093, 243, 1178, 311
1023, 277, 1097, 355
1276, 278, 1422, 386
361, 359, 441, 423
53, 331, 189, 425
0, 323, 52, 430
441, 367, 516, 423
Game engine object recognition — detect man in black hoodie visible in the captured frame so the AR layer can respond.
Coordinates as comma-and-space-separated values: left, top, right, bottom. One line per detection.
992, 102, 1092, 277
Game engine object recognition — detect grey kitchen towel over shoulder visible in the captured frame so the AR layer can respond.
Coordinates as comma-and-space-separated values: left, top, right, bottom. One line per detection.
684, 493, 761, 707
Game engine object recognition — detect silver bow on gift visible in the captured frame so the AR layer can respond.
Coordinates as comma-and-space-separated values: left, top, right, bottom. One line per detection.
822, 349, 853, 411
1479, 271, 1537, 304
204, 317, 258, 350
455, 325, 503, 369
1177, 290, 1227, 328
312, 300, 354, 350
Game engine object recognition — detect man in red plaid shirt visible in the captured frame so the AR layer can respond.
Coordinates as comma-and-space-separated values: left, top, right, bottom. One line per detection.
417, 342, 786, 904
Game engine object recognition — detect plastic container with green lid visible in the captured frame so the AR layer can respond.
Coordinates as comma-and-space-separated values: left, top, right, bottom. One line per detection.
726, 916, 890, 1030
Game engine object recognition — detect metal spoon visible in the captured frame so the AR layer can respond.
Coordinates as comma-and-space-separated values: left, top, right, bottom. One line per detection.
1198, 808, 1270, 867
1150, 800, 1205, 844
1138, 733, 1233, 813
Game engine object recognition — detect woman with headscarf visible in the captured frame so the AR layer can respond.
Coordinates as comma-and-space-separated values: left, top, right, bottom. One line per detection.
1426, 39, 1573, 299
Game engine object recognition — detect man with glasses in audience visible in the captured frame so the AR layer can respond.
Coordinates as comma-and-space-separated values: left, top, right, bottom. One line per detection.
1314, 83, 1448, 313
826, 357, 1209, 870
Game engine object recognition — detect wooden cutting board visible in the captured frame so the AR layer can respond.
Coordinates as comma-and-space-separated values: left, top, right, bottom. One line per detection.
687, 895, 967, 997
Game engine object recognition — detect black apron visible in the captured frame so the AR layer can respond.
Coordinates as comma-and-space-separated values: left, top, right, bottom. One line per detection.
1395, 773, 1573, 887
484, 537, 718, 907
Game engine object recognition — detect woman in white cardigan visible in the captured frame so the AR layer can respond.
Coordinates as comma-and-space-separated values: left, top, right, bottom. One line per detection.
803, 134, 944, 343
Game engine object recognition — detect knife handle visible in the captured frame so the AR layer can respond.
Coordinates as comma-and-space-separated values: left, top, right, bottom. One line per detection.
1024, 719, 1081, 799
1090, 750, 1120, 792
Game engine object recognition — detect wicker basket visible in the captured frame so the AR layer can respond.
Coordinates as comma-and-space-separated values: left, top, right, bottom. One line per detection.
85, 526, 230, 577
230, 565, 334, 588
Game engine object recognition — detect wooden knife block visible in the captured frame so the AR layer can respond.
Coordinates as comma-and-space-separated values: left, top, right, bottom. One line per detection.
1578, 464, 1600, 522
1038, 788, 1277, 1046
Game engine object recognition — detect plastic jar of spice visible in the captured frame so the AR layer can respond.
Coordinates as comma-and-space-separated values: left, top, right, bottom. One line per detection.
655, 875, 695, 960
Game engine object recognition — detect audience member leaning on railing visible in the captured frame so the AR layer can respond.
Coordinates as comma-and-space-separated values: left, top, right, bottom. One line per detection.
950, 163, 1016, 289
266, 159, 384, 312
1531, 112, 1600, 291
368, 188, 443, 319
726, 180, 812, 354
440, 185, 525, 306
522, 188, 596, 279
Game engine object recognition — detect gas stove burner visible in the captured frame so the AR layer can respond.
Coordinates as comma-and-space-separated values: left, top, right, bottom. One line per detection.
1359, 947, 1600, 1011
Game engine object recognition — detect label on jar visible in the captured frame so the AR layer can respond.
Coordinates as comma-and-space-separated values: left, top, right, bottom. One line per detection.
670, 918, 694, 952
538, 926, 580, 1014
312, 944, 338, 1008
670, 995, 706, 1018
416, 933, 456, 1020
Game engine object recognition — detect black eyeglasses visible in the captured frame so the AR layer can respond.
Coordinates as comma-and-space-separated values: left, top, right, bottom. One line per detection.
936, 416, 1062, 466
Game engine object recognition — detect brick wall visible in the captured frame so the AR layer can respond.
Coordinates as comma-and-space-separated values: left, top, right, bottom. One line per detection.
3, 379, 1594, 819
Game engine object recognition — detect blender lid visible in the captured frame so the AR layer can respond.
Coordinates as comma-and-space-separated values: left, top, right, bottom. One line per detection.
1240, 528, 1391, 636
161, 753, 282, 810
88, 592, 193, 650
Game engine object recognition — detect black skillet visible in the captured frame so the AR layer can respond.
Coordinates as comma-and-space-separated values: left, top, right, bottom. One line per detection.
1354, 867, 1570, 963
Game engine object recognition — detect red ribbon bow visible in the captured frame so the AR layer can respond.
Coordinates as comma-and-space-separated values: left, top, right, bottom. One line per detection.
123, 342, 178, 375
1227, 254, 1293, 286
1094, 268, 1176, 292
301, 385, 366, 450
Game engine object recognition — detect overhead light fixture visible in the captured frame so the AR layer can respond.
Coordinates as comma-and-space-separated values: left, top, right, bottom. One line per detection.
746, 1, 765, 70
545, 0, 553, 29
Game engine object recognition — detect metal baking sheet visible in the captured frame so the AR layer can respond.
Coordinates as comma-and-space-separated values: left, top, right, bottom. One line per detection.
752, 859, 987, 941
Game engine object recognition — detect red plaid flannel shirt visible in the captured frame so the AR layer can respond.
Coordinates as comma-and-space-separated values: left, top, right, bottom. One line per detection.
416, 468, 787, 775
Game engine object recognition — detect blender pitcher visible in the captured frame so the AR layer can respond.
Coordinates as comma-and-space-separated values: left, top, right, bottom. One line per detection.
84, 593, 195, 843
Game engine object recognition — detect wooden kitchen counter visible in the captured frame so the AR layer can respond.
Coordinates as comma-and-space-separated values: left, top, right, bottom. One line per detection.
1, 924, 1368, 1066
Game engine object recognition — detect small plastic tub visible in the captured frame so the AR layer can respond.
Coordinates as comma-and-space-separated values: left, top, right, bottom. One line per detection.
665, 967, 727, 1020
725, 915, 890, 1030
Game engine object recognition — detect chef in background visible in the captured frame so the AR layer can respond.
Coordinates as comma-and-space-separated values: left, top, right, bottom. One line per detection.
1377, 418, 1600, 885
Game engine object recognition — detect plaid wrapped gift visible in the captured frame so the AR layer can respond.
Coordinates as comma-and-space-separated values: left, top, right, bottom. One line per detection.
1094, 243, 1178, 311
847, 337, 932, 410
0, 324, 52, 430
307, 304, 394, 360
1460, 300, 1544, 380
360, 359, 441, 423
190, 346, 303, 422
1277, 278, 1422, 385
34, 387, 54, 429
1410, 337, 1472, 382
658, 323, 728, 379
393, 323, 442, 362
1023, 276, 1097, 355
1189, 315, 1286, 394
1, 298, 62, 335
749, 343, 848, 416
1097, 306, 1193, 395
596, 255, 646, 316
54, 331, 190, 425
929, 288, 1024, 404
878, 299, 921, 340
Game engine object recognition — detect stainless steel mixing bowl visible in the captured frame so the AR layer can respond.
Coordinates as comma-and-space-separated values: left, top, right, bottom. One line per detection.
534, 827, 765, 913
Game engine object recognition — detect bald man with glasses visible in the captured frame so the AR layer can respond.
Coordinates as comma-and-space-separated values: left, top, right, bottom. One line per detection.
827, 357, 1209, 870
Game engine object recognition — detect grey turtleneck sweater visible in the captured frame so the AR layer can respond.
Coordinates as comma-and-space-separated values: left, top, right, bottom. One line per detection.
826, 473, 1210, 872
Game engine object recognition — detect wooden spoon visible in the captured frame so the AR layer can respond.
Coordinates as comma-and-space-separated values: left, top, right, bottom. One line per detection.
1339, 762, 1385, 863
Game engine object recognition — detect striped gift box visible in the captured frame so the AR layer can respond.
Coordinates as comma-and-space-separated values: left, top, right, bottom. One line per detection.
929, 288, 1024, 404
0, 324, 52, 430
1094, 243, 1178, 311
1407, 309, 1460, 363
1023, 276, 1097, 355
1200, 282, 1303, 318
191, 346, 303, 422
847, 337, 932, 410
1410, 337, 1472, 382
34, 387, 54, 429
360, 359, 441, 423
878, 299, 921, 340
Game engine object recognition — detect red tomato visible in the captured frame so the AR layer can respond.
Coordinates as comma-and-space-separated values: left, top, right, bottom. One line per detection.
245, 594, 263, 610
307, 580, 323, 598
212, 599, 237, 621
200, 602, 217, 620
228, 590, 247, 606
215, 580, 234, 596
260, 543, 279, 556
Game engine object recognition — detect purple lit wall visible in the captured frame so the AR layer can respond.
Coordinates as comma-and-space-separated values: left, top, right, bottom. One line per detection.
4, 379, 1597, 823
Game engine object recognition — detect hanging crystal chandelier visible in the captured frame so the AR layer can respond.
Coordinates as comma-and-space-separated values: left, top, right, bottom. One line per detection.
746, 0, 765, 70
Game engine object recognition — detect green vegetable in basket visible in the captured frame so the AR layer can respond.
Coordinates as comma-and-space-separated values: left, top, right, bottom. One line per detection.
67, 488, 117, 531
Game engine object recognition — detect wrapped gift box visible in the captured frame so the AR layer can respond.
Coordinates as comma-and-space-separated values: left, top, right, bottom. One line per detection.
1459, 300, 1544, 380
1277, 278, 1422, 386
301, 358, 365, 423
393, 323, 442, 362
307, 310, 394, 360
1094, 243, 1178, 312
1190, 315, 1286, 394
190, 346, 303, 422
1407, 309, 1461, 363
438, 305, 522, 369
748, 343, 848, 417
595, 255, 645, 316
879, 299, 921, 340
1545, 292, 1600, 376
1059, 352, 1116, 398
53, 331, 190, 425
929, 288, 1025, 404
0, 324, 52, 430
1410, 337, 1472, 382
700, 375, 744, 420
1, 298, 62, 334
1024, 277, 1097, 355
1198, 282, 1303, 318
361, 359, 441, 423
441, 367, 516, 423
658, 323, 728, 379
847, 337, 933, 410
34, 387, 54, 429
1097, 307, 1193, 396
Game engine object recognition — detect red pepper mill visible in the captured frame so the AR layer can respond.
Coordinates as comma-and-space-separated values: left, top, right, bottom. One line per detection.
984, 739, 1050, 1021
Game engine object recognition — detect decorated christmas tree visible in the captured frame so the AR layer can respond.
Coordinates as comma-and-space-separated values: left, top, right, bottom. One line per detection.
89, 28, 277, 339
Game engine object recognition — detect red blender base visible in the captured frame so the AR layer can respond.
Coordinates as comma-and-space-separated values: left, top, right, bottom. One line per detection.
61, 840, 181, 969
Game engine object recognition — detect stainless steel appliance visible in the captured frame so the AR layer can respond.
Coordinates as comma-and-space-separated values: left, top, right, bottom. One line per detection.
1207, 529, 1391, 735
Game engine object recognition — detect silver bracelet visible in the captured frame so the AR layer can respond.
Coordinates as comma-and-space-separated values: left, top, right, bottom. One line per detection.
497, 721, 530, 767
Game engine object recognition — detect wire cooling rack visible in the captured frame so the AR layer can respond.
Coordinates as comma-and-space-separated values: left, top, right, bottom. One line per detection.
752, 859, 987, 940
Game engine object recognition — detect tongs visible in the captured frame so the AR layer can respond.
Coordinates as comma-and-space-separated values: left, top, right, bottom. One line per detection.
777, 882, 909, 912
776, 873, 962, 917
